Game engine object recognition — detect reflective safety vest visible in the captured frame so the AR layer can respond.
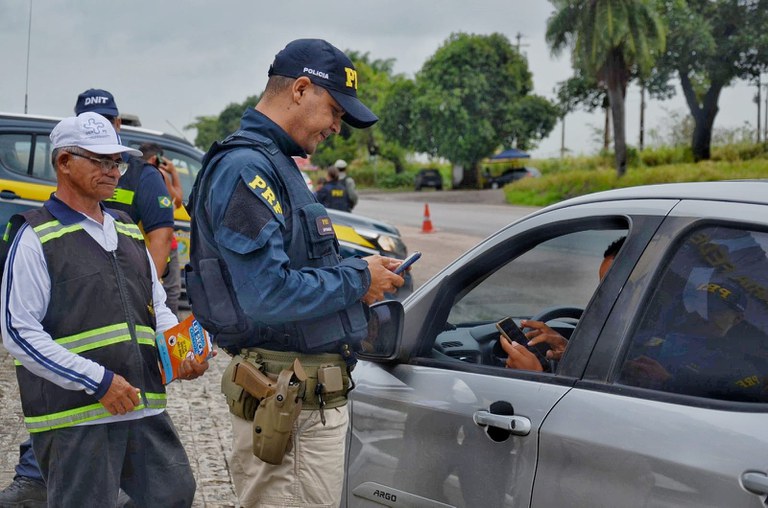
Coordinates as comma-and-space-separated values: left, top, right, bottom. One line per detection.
13, 206, 166, 433
187, 129, 368, 353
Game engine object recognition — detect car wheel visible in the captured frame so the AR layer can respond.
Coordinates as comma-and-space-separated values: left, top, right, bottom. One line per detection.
415, 186, 422, 191
436, 185, 443, 191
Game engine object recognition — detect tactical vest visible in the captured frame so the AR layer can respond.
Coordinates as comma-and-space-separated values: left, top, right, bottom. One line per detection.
321, 180, 351, 212
12, 207, 166, 433
104, 155, 144, 222
186, 130, 368, 354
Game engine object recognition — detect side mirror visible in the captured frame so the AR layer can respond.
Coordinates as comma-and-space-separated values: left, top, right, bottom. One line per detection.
357, 300, 404, 362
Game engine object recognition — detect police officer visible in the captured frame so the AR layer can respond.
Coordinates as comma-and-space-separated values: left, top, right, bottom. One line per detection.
334, 158, 358, 209
316, 165, 352, 211
187, 39, 405, 507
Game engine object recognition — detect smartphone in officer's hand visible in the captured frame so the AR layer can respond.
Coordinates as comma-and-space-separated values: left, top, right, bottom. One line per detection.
496, 316, 528, 346
394, 251, 421, 275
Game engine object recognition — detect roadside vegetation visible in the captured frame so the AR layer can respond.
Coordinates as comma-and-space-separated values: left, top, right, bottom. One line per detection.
504, 142, 768, 206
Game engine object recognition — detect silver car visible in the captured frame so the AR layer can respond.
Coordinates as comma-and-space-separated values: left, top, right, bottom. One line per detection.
347, 181, 768, 507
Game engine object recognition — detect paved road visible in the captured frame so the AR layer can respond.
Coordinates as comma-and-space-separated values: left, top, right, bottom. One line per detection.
0, 191, 536, 507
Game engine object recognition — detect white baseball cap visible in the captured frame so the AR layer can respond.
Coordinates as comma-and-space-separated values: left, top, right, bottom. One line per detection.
50, 112, 142, 157
334, 159, 348, 169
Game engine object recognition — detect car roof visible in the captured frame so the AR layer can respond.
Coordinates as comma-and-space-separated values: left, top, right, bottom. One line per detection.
0, 111, 196, 149
542, 180, 768, 212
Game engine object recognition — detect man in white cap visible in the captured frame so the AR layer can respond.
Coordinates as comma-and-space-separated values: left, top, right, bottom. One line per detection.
334, 158, 358, 210
0, 112, 208, 506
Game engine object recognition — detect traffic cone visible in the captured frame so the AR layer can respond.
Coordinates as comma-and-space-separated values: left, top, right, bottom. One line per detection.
421, 203, 434, 233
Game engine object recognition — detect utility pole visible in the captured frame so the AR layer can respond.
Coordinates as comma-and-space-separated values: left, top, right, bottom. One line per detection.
514, 32, 530, 55
24, 0, 33, 114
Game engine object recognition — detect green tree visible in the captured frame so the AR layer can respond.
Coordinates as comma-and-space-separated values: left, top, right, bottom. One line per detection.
381, 32, 557, 188
654, 0, 768, 161
547, 0, 666, 176
185, 95, 260, 150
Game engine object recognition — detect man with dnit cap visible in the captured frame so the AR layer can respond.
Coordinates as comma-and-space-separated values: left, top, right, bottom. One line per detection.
0, 113, 209, 506
187, 39, 406, 507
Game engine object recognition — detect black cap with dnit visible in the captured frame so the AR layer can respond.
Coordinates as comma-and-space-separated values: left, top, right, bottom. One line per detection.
268, 39, 378, 129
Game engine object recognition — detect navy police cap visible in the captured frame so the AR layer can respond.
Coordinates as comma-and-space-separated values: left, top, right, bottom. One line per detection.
268, 39, 378, 129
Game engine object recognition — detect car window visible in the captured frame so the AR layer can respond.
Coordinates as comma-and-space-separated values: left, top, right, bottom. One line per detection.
0, 134, 32, 176
617, 225, 768, 403
31, 134, 56, 181
163, 148, 201, 198
448, 229, 624, 323
428, 226, 627, 369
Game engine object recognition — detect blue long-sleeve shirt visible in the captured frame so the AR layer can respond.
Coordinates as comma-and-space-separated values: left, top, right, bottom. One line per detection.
201, 108, 370, 327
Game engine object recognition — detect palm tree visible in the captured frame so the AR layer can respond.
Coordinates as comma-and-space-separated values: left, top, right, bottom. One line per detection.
546, 0, 665, 176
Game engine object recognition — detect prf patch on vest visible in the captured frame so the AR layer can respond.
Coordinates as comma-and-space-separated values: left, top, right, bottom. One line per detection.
246, 173, 283, 217
316, 216, 334, 236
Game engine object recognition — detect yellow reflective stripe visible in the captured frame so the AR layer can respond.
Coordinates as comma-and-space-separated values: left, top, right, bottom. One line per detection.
54, 323, 155, 352
3, 221, 11, 242
13, 326, 156, 366
114, 221, 144, 241
25, 393, 167, 433
32, 220, 84, 244
106, 188, 135, 206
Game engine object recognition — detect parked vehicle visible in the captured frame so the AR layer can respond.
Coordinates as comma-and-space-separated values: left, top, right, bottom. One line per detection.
0, 112, 413, 302
346, 181, 768, 507
485, 166, 541, 189
414, 168, 443, 191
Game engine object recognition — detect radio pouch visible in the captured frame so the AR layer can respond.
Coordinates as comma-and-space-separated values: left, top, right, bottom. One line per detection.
251, 359, 307, 465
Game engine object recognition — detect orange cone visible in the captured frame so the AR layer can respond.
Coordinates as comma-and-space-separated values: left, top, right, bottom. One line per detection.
421, 203, 434, 233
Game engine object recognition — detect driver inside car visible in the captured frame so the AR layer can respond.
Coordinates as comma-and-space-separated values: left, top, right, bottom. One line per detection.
502, 236, 625, 372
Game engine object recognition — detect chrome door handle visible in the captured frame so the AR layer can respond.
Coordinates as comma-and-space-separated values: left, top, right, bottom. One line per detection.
742, 471, 768, 496
473, 410, 531, 436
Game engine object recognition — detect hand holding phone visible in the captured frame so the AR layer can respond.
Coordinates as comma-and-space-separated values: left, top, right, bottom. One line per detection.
394, 251, 421, 275
495, 316, 528, 346
496, 316, 549, 366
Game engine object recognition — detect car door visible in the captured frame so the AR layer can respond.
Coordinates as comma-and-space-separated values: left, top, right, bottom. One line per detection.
532, 199, 768, 507
345, 200, 674, 507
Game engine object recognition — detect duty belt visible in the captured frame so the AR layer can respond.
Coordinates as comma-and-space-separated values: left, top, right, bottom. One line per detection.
241, 347, 350, 411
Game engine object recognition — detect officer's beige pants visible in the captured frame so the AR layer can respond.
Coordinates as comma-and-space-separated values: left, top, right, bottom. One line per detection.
230, 406, 348, 508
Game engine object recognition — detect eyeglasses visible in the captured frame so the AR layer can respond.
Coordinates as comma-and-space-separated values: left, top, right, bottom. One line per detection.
67, 151, 128, 176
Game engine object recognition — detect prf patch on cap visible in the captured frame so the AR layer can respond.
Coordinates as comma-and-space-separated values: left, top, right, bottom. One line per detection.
316, 216, 334, 236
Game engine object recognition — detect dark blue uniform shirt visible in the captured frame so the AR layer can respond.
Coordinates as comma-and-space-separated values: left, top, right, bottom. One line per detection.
203, 108, 370, 326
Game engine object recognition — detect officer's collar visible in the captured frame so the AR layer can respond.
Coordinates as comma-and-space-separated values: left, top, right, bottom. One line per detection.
241, 108, 306, 158
45, 193, 119, 225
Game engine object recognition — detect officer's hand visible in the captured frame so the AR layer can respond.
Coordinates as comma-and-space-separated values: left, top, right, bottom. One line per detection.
362, 255, 404, 305
520, 320, 568, 360
99, 374, 141, 415
501, 339, 543, 372
178, 349, 218, 380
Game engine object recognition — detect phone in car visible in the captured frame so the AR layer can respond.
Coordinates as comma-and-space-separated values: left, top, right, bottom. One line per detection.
495, 316, 528, 346
394, 251, 421, 275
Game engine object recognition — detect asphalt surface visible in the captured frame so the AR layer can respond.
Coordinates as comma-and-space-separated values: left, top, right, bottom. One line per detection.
0, 190, 521, 507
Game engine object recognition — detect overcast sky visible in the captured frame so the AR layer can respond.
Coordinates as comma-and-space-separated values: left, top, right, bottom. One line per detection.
0, 0, 760, 159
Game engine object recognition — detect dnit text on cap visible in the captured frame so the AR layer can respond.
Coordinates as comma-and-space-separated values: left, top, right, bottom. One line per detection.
268, 39, 378, 129
74, 88, 119, 117
51, 113, 141, 157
